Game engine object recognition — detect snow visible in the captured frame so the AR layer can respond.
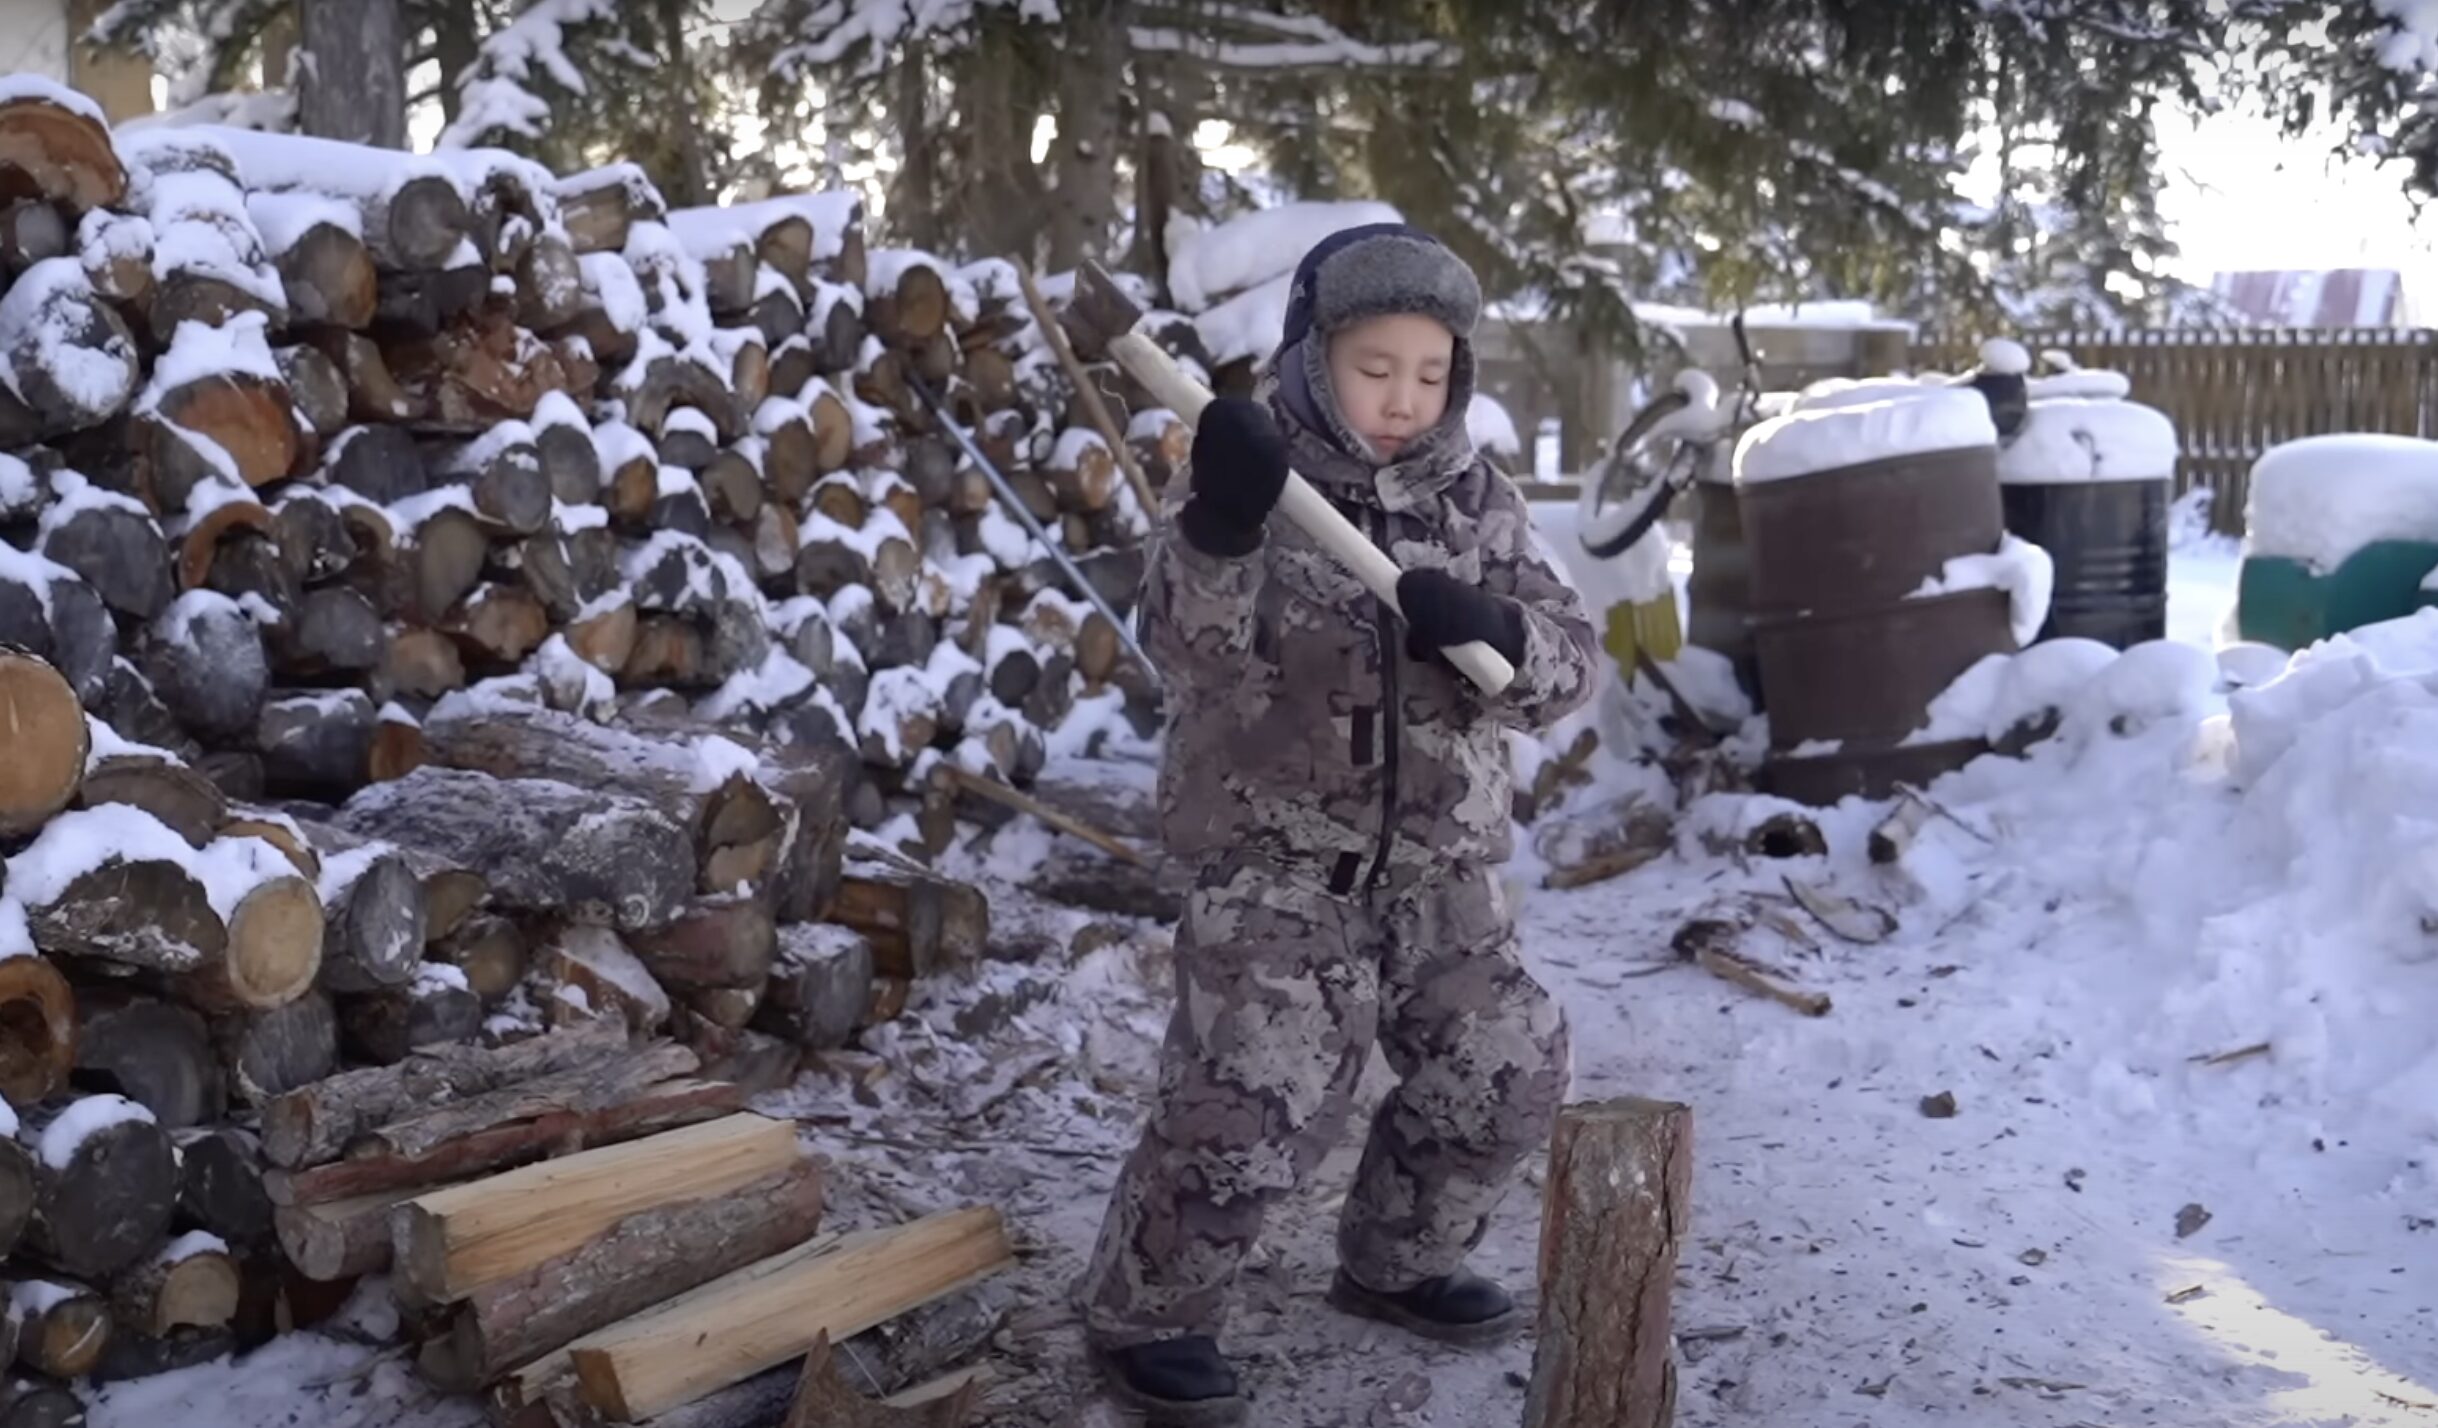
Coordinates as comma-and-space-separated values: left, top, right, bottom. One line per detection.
160, 589, 244, 655
1049, 427, 1109, 471
86, 712, 186, 773
8, 1280, 80, 1318
579, 252, 647, 333
1910, 533, 2057, 647
590, 418, 655, 476
0, 259, 136, 414
1467, 392, 1522, 457
1978, 336, 2033, 376
1734, 388, 1996, 485
6, 805, 296, 928
158, 1229, 230, 1265
386, 485, 480, 531
2029, 369, 2133, 401
438, 0, 617, 148
0, 452, 41, 517
0, 898, 32, 964
798, 506, 914, 562
532, 389, 589, 435
413, 962, 472, 997
313, 844, 386, 908
244, 190, 360, 252
0, 74, 107, 125
177, 126, 465, 208
2245, 433, 2438, 573
38, 1095, 155, 1171
138, 310, 284, 410
686, 733, 763, 793
664, 192, 863, 264
530, 634, 616, 717
550, 499, 608, 532
1193, 271, 1293, 367
662, 406, 716, 443
1165, 200, 1402, 312
38, 467, 151, 544
865, 248, 980, 326
697, 649, 817, 722
1996, 399, 2179, 484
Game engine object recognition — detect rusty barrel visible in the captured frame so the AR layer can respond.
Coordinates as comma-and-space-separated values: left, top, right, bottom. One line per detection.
1733, 393, 2016, 805
1684, 474, 1759, 703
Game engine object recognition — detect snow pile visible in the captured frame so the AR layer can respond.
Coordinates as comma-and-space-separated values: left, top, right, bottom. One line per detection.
1734, 388, 1995, 484
1468, 393, 1523, 458
1909, 533, 2056, 646
0, 75, 107, 125
2027, 368, 2132, 401
0, 898, 32, 963
1996, 399, 2178, 484
1790, 374, 1937, 413
1193, 272, 1293, 367
2244, 433, 2438, 572
1165, 200, 1401, 312
0, 259, 138, 415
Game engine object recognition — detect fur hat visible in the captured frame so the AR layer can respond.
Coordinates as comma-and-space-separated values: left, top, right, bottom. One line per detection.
1274, 223, 1483, 362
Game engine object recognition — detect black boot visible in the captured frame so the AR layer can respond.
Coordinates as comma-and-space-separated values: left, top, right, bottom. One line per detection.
1328, 1267, 1523, 1346
1094, 1335, 1247, 1425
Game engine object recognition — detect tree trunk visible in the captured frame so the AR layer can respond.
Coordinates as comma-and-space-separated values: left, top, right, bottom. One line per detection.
1523, 1098, 1693, 1428
1045, 0, 1126, 273
9, 1280, 110, 1379
298, 0, 406, 149
892, 45, 938, 253
110, 1232, 241, 1337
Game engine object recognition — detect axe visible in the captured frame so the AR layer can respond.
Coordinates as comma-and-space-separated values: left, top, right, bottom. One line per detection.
1063, 261, 1518, 697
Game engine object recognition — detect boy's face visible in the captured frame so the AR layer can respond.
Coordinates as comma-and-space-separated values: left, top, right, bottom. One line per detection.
1325, 314, 1456, 460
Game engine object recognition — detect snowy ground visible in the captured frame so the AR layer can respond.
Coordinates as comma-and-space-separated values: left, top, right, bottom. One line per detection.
87, 513, 2438, 1428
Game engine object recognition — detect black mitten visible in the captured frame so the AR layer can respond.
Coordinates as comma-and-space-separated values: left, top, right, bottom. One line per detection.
1178, 397, 1290, 557
1397, 568, 1528, 666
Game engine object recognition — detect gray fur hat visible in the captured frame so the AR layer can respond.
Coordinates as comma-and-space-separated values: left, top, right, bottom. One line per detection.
1274, 222, 1483, 358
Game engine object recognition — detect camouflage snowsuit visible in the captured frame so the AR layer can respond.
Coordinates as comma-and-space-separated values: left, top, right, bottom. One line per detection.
1081, 241, 1600, 1345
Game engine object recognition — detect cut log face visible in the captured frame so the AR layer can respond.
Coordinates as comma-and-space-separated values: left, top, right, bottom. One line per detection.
324, 423, 428, 506
0, 957, 73, 1111
756, 925, 874, 1053
175, 1127, 273, 1248
275, 343, 350, 445
393, 1111, 803, 1308
22, 854, 225, 978
111, 1232, 241, 1337
257, 689, 376, 799
21, 1096, 180, 1280
315, 847, 428, 995
1, 260, 138, 440
419, 1156, 826, 1393
411, 507, 492, 624
217, 990, 339, 1106
0, 649, 88, 838
69, 992, 222, 1128
443, 583, 550, 668
275, 1184, 422, 1282
141, 371, 302, 494
9, 1279, 112, 1379
273, 221, 376, 328
559, 1206, 1014, 1422
0, 95, 127, 211
138, 594, 268, 742
539, 924, 673, 1036
429, 914, 527, 1006
76, 756, 225, 852
39, 500, 172, 619
276, 585, 385, 677
829, 867, 990, 982
629, 898, 778, 992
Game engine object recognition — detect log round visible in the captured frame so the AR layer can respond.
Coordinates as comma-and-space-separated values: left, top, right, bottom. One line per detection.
0, 648, 87, 838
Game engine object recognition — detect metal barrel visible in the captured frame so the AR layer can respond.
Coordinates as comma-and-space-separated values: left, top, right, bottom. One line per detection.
2000, 478, 2168, 649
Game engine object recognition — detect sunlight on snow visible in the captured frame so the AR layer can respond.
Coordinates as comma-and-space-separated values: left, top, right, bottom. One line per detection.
2156, 1253, 2438, 1418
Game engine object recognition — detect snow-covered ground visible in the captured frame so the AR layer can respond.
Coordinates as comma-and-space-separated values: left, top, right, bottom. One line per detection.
87, 494, 2438, 1428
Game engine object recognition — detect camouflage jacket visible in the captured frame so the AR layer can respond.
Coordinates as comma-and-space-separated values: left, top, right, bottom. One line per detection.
1143, 361, 1600, 892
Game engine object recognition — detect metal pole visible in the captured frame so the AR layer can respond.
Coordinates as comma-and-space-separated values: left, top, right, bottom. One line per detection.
907, 374, 1163, 689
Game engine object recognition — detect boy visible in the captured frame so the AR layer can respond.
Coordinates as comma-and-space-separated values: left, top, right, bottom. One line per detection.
1079, 224, 1600, 1424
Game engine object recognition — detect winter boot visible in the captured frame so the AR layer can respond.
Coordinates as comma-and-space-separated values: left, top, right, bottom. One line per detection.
1093, 1334, 1248, 1426
1327, 1267, 1523, 1346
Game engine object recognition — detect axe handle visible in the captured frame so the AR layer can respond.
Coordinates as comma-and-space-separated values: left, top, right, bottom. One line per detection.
1110, 333, 1518, 697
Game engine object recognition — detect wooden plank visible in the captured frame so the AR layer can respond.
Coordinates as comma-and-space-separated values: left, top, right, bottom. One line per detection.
560, 1207, 1013, 1421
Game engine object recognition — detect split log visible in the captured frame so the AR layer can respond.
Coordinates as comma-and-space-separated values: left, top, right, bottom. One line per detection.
555, 165, 657, 255
417, 1157, 826, 1393
407, 506, 493, 624
431, 915, 527, 1007
216, 990, 340, 1105
137, 593, 268, 743
174, 1127, 272, 1248
324, 422, 428, 505
753, 924, 874, 1053
315, 329, 426, 424
338, 967, 486, 1065
200, 528, 298, 625
438, 433, 553, 537
559, 1207, 1014, 1422
534, 417, 601, 507
517, 232, 587, 332
338, 768, 696, 932
1869, 790, 1935, 865
537, 924, 673, 1036
267, 217, 376, 328
444, 583, 551, 668
1523, 1098, 1693, 1428
0, 92, 127, 212
374, 261, 489, 336
68, 991, 220, 1128
829, 867, 990, 982
778, 1333, 984, 1428
172, 496, 276, 598
259, 1020, 628, 1171
7, 1281, 109, 1380
1536, 796, 1678, 892
629, 898, 778, 993
18, 1096, 179, 1280
267, 1043, 734, 1212
393, 1112, 802, 1308
110, 1232, 240, 1337
256, 688, 375, 798
370, 705, 430, 784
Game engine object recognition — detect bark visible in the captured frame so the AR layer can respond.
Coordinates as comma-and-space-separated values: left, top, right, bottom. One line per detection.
216, 989, 340, 1106
298, 0, 407, 149
174, 1127, 273, 1248
69, 990, 221, 1129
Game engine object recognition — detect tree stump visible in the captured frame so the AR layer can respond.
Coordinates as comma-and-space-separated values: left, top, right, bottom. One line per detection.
1523, 1097, 1692, 1428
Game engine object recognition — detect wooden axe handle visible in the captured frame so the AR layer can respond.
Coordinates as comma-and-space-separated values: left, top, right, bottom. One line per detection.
1109, 333, 1518, 697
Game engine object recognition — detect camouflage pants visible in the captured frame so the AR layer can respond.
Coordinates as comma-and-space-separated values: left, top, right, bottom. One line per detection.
1081, 853, 1571, 1346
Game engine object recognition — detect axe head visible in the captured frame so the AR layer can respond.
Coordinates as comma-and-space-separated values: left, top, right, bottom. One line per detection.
1061, 259, 1151, 362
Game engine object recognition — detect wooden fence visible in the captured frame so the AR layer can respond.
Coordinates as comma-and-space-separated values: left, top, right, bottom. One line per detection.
1910, 328, 2438, 531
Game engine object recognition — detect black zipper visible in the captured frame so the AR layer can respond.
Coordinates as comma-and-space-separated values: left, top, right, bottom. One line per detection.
1365, 503, 1400, 895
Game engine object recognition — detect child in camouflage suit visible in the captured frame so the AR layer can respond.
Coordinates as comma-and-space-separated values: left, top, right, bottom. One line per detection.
1080, 224, 1599, 1424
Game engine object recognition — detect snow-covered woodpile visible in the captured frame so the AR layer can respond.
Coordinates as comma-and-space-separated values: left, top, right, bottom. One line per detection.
0, 72, 1159, 1415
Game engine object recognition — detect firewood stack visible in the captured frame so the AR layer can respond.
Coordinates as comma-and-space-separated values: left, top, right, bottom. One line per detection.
0, 72, 1128, 1408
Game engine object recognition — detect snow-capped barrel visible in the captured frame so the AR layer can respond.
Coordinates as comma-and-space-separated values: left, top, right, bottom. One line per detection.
1995, 388, 2176, 649
2237, 434, 2438, 650
1732, 387, 2027, 805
